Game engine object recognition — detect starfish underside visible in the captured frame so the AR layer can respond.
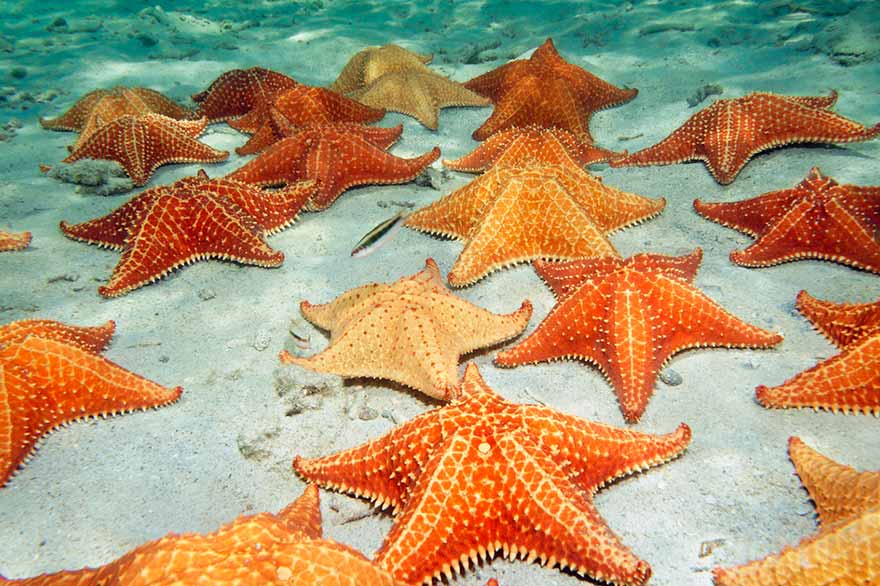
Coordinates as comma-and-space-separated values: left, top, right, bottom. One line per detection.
495, 250, 783, 423
294, 363, 692, 586
279, 258, 532, 400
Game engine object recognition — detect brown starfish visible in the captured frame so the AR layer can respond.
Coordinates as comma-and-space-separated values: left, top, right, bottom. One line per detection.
227, 123, 439, 211
62, 113, 229, 186
612, 91, 880, 184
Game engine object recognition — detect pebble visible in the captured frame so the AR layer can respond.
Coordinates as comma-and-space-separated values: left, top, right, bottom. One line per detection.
357, 405, 379, 421
198, 288, 216, 301
660, 368, 683, 386
252, 329, 272, 351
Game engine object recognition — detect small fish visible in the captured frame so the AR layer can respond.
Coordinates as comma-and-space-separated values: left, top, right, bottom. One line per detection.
351, 209, 409, 258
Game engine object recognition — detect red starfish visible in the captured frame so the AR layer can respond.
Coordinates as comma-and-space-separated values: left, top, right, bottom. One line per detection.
612, 91, 880, 184
62, 113, 229, 186
192, 66, 299, 129
40, 86, 194, 132
756, 290, 880, 415
495, 250, 783, 422
236, 85, 386, 155
466, 38, 637, 141
60, 170, 316, 297
0, 229, 30, 252
295, 362, 691, 586
0, 319, 181, 487
444, 125, 621, 172
694, 167, 880, 272
227, 123, 439, 211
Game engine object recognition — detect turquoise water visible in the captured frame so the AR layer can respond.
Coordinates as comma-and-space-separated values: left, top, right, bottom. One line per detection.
0, 2, 878, 585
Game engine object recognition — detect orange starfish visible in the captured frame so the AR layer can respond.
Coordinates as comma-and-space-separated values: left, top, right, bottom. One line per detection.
713, 437, 880, 586
612, 91, 880, 184
62, 113, 229, 186
694, 167, 880, 273
495, 250, 783, 423
295, 362, 691, 586
192, 66, 299, 129
444, 126, 620, 172
60, 170, 316, 297
279, 258, 532, 400
756, 290, 880, 415
466, 38, 637, 141
0, 319, 181, 488
39, 86, 194, 132
404, 163, 665, 287
0, 229, 30, 252
236, 85, 386, 155
0, 484, 406, 586
227, 123, 439, 211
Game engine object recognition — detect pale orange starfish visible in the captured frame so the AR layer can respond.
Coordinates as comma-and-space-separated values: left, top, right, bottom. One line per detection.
0, 484, 406, 586
62, 113, 228, 186
756, 290, 880, 415
612, 91, 880, 184
0, 319, 181, 487
39, 86, 194, 132
713, 437, 880, 586
405, 163, 665, 287
443, 126, 620, 172
295, 362, 691, 586
0, 229, 30, 252
279, 258, 532, 400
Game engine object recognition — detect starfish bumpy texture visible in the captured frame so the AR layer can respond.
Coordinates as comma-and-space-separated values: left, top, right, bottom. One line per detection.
295, 363, 691, 586
0, 319, 181, 488
280, 258, 532, 400
0, 230, 30, 252
40, 86, 194, 132
192, 66, 299, 128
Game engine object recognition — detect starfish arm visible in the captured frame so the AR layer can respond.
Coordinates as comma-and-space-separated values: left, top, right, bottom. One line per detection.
558, 169, 665, 233
98, 193, 283, 297
533, 257, 625, 300
235, 117, 282, 155
436, 294, 533, 356
375, 430, 653, 586
649, 275, 782, 363
785, 90, 838, 109
0, 319, 115, 353
694, 187, 807, 238
197, 179, 315, 235
60, 188, 165, 250
298, 284, 385, 334
304, 139, 439, 211
464, 60, 533, 102
443, 128, 519, 172
227, 104, 268, 134
0, 336, 181, 487
226, 134, 314, 187
277, 483, 323, 538
129, 88, 194, 120
788, 437, 880, 528
405, 171, 502, 240
712, 505, 880, 586
797, 290, 880, 349
446, 175, 619, 287
521, 405, 692, 493
0, 230, 31, 252
293, 408, 444, 512
756, 334, 880, 415
610, 109, 710, 171
351, 73, 442, 130
729, 197, 880, 272
760, 97, 880, 146
330, 50, 371, 95
39, 89, 110, 131
277, 86, 386, 127
194, 67, 299, 123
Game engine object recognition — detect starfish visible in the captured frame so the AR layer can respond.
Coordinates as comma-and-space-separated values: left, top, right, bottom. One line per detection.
694, 167, 880, 273
0, 484, 407, 586
227, 123, 439, 211
495, 250, 783, 423
192, 66, 299, 129
756, 290, 880, 415
444, 126, 621, 173
295, 362, 691, 586
713, 437, 880, 586
39, 86, 194, 132
0, 319, 181, 488
62, 113, 229, 186
60, 170, 316, 297
404, 163, 665, 287
0, 229, 30, 252
236, 85, 386, 155
612, 91, 880, 184
466, 38, 638, 141
279, 258, 532, 400
330, 43, 434, 95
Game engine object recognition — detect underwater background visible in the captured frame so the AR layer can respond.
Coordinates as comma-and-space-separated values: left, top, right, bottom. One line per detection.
0, 1, 878, 585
